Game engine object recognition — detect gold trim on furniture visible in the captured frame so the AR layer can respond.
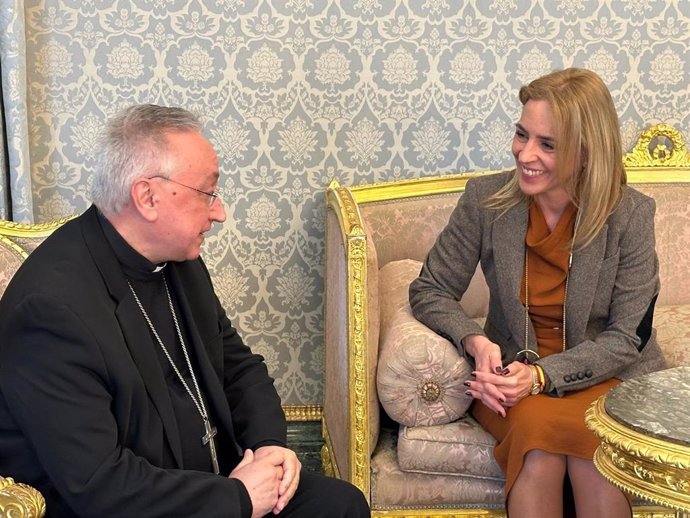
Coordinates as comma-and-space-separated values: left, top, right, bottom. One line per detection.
0, 476, 46, 518
625, 124, 690, 185
325, 184, 371, 498
371, 510, 679, 518
346, 171, 498, 205
283, 404, 322, 422
0, 217, 75, 258
586, 397, 690, 512
321, 420, 340, 479
624, 124, 690, 168
371, 510, 505, 518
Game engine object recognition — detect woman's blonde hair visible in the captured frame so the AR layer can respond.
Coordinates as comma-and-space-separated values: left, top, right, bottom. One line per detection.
486, 68, 626, 248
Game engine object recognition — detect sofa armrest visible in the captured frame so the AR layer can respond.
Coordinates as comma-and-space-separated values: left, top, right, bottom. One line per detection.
323, 183, 379, 495
322, 174, 492, 501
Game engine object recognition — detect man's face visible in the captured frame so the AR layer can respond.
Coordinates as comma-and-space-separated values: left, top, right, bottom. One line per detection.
152, 131, 226, 262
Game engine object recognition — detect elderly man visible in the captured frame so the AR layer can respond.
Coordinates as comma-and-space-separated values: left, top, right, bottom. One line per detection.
0, 105, 369, 518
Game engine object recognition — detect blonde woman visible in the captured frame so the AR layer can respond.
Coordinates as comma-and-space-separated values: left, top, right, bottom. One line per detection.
410, 68, 665, 518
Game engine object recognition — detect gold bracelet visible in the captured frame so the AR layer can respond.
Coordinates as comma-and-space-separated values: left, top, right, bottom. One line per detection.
534, 364, 546, 391
527, 365, 541, 396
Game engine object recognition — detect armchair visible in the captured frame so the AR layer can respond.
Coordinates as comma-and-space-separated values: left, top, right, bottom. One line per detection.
322, 124, 690, 518
0, 216, 74, 518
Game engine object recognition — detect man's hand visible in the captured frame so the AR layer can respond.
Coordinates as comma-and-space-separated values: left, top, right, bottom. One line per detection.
254, 446, 301, 514
229, 449, 282, 517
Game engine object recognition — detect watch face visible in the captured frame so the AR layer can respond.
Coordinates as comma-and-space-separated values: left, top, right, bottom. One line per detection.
530, 384, 541, 395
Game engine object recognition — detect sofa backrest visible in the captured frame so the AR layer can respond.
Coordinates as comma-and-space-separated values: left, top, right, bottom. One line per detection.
357, 183, 491, 319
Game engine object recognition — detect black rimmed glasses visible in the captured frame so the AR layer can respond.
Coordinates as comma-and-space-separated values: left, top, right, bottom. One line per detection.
150, 175, 220, 207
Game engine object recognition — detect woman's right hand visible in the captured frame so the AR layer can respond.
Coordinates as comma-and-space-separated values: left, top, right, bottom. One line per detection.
462, 334, 508, 417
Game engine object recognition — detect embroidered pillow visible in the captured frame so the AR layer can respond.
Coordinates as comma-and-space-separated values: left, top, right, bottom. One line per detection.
377, 260, 473, 427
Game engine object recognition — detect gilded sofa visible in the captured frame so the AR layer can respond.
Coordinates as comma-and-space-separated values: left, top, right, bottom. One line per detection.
322, 124, 690, 518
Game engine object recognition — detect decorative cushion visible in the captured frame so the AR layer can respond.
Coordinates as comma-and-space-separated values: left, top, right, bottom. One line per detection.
377, 260, 473, 427
397, 417, 504, 480
370, 428, 504, 509
654, 304, 690, 368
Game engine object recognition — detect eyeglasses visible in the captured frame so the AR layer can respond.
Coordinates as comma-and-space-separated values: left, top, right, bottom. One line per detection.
150, 176, 220, 207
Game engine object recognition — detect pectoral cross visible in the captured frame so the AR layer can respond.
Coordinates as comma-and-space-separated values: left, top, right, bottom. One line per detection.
202, 418, 220, 475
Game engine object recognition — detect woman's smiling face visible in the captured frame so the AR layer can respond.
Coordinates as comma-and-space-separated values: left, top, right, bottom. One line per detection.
512, 99, 572, 211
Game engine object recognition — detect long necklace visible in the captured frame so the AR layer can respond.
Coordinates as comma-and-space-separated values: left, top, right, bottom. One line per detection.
517, 209, 581, 363
128, 276, 220, 475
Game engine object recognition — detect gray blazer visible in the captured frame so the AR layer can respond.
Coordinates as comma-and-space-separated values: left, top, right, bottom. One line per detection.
409, 172, 666, 396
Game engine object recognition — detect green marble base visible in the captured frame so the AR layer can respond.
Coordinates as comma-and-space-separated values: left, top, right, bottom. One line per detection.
286, 421, 323, 474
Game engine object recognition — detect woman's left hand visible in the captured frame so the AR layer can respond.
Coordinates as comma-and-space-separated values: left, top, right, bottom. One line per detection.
470, 361, 535, 408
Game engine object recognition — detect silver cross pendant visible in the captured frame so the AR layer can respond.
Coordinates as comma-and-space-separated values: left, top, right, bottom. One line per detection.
202, 417, 220, 475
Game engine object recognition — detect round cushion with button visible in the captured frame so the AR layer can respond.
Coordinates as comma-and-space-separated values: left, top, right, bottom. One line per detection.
377, 260, 473, 427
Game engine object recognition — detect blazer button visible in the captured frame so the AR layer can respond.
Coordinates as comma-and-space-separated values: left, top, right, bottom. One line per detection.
585, 370, 593, 378
577, 371, 585, 380
564, 374, 571, 383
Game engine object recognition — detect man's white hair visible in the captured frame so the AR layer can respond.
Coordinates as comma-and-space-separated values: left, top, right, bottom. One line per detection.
91, 104, 202, 214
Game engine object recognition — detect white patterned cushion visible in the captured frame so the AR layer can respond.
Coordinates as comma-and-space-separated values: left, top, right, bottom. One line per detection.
397, 417, 504, 481
377, 260, 473, 427
370, 428, 504, 509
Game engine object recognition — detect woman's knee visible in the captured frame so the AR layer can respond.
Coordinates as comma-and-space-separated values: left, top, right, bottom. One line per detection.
522, 449, 567, 478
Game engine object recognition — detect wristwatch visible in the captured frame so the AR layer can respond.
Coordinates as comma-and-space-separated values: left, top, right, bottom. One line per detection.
528, 365, 541, 396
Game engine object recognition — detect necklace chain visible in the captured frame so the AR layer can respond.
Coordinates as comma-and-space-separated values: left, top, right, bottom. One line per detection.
521, 209, 581, 362
128, 276, 220, 474
128, 277, 209, 422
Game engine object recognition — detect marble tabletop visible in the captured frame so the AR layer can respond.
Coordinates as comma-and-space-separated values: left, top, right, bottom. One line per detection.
605, 365, 690, 446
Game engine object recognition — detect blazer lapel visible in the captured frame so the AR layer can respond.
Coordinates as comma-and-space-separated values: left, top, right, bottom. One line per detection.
565, 225, 608, 348
492, 201, 536, 351
79, 207, 184, 467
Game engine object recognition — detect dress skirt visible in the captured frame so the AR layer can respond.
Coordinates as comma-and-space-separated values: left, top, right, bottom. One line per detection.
472, 378, 619, 496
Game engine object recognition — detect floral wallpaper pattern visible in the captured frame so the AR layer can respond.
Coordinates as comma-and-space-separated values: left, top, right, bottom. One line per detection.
3, 0, 690, 403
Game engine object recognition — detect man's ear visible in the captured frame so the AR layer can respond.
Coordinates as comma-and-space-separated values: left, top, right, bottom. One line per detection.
131, 178, 159, 222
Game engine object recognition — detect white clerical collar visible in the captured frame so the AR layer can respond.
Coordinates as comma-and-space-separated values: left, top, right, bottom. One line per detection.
153, 263, 167, 273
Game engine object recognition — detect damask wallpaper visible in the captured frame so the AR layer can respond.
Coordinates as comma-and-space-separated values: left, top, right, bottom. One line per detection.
8, 0, 690, 403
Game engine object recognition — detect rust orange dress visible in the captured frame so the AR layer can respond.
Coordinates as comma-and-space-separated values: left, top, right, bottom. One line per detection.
471, 201, 620, 498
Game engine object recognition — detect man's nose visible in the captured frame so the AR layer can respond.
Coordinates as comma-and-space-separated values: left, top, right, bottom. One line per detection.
211, 197, 227, 223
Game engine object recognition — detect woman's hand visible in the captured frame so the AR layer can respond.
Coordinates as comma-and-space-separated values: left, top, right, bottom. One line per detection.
462, 335, 508, 416
473, 361, 535, 408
